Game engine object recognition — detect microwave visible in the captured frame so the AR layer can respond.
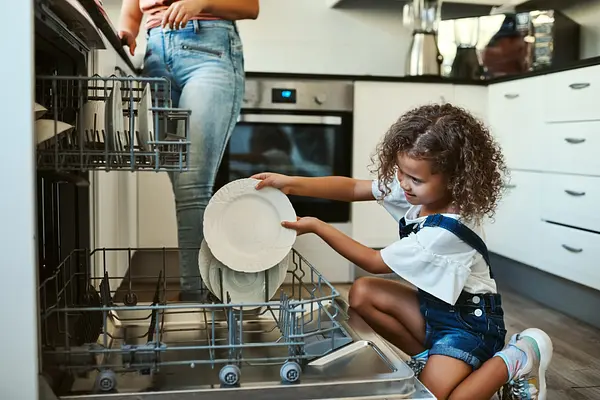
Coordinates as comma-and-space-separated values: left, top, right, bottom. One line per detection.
439, 10, 581, 79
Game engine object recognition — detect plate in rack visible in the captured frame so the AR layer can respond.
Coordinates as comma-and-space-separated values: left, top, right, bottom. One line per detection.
203, 178, 297, 273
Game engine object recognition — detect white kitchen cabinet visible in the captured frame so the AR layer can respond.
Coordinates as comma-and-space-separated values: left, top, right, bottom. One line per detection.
539, 173, 600, 233
487, 77, 544, 171
543, 65, 600, 123
351, 81, 455, 248
138, 172, 178, 248
88, 47, 140, 291
453, 84, 489, 124
540, 120, 600, 177
538, 222, 600, 291
484, 170, 543, 268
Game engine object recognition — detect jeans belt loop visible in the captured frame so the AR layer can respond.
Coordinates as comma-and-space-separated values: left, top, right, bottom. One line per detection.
193, 20, 200, 33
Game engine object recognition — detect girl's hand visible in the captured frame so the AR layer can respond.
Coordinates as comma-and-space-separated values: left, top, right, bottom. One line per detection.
252, 172, 294, 194
118, 30, 137, 56
162, 0, 207, 29
281, 217, 320, 236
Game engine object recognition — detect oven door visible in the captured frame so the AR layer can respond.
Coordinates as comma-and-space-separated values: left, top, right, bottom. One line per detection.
215, 111, 353, 223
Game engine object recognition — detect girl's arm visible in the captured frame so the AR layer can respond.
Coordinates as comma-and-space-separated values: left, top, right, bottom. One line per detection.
253, 173, 375, 202
287, 218, 392, 275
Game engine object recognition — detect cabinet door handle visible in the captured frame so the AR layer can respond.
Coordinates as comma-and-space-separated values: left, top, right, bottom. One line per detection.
562, 244, 583, 253
504, 93, 519, 99
565, 190, 586, 196
504, 184, 517, 189
564, 138, 586, 144
569, 83, 590, 90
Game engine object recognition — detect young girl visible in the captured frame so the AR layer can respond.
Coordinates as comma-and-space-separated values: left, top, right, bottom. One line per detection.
253, 104, 553, 400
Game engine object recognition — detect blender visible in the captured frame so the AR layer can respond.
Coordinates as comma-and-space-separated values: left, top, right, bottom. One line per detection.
450, 17, 483, 80
403, 0, 443, 76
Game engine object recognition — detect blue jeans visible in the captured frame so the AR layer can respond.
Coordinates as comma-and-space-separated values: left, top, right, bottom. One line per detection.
143, 20, 245, 294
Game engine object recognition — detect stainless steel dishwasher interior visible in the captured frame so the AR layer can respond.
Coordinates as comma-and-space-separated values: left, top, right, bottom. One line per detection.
61, 299, 431, 400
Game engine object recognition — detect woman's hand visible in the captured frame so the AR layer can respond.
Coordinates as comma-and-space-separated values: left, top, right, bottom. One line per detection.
282, 217, 321, 236
118, 30, 137, 56
252, 172, 294, 194
162, 0, 207, 29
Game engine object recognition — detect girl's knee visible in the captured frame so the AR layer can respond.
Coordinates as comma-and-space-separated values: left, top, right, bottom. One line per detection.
348, 277, 375, 310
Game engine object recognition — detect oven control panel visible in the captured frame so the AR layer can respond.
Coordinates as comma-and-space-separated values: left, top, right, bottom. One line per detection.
242, 78, 353, 112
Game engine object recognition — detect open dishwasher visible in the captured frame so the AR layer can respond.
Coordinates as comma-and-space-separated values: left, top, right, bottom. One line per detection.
32, 1, 435, 399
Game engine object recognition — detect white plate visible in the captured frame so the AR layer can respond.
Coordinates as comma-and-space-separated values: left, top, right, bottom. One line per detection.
198, 239, 214, 294
35, 119, 74, 146
198, 240, 288, 309
105, 81, 126, 153
34, 103, 47, 120
137, 83, 153, 151
204, 178, 297, 273
80, 100, 105, 144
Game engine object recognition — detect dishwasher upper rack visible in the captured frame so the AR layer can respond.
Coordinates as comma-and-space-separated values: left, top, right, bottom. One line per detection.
38, 247, 352, 393
35, 75, 191, 172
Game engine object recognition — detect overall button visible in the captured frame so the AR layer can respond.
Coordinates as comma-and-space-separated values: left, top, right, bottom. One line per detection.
474, 309, 483, 317
472, 295, 481, 304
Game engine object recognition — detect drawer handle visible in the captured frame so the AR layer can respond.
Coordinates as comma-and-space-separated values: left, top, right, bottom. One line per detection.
504, 93, 519, 99
565, 190, 586, 197
564, 138, 586, 144
569, 83, 590, 90
562, 244, 583, 253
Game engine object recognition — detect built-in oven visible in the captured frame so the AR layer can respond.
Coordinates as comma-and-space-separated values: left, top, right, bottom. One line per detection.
214, 78, 354, 223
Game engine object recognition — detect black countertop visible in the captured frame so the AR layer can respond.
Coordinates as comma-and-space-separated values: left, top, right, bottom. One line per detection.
246, 55, 600, 86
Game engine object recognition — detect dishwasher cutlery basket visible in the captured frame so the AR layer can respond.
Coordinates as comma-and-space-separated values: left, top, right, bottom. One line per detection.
38, 247, 353, 393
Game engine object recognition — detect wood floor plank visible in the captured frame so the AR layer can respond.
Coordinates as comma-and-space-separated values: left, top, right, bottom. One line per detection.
335, 283, 600, 399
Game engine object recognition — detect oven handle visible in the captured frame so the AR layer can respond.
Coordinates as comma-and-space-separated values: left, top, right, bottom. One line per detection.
238, 114, 342, 125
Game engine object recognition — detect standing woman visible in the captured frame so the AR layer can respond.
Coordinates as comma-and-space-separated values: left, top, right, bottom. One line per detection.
119, 0, 258, 300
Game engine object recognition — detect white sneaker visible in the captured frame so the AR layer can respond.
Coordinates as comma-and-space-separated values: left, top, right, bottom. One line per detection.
507, 328, 553, 400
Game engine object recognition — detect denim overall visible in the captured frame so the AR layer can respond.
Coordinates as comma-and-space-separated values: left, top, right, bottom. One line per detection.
399, 214, 507, 369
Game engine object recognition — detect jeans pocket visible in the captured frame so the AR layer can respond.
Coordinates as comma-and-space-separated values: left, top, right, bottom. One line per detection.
180, 43, 223, 58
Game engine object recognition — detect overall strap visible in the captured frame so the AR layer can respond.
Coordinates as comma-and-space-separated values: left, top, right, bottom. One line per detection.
422, 214, 493, 278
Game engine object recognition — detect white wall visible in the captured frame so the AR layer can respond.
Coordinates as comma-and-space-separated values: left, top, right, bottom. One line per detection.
237, 0, 411, 76
564, 1, 600, 59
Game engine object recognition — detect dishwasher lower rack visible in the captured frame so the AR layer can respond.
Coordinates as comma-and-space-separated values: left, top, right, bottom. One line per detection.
38, 247, 353, 394
35, 75, 191, 172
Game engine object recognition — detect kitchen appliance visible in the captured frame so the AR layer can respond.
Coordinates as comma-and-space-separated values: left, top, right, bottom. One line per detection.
214, 78, 354, 224
13, 2, 436, 398
438, 9, 580, 79
450, 17, 483, 80
403, 0, 443, 76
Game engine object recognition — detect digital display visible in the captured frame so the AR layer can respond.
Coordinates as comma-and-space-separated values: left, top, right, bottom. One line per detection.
272, 88, 297, 104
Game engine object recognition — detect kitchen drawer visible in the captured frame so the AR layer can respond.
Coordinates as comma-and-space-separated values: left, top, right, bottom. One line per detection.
540, 121, 600, 176
538, 222, 600, 291
540, 174, 600, 233
487, 78, 543, 170
543, 65, 600, 123
484, 170, 543, 267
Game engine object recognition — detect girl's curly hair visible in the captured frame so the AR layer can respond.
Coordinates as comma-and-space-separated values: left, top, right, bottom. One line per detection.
371, 103, 507, 222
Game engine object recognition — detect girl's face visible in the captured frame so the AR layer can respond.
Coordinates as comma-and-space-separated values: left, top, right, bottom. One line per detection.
396, 154, 451, 213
